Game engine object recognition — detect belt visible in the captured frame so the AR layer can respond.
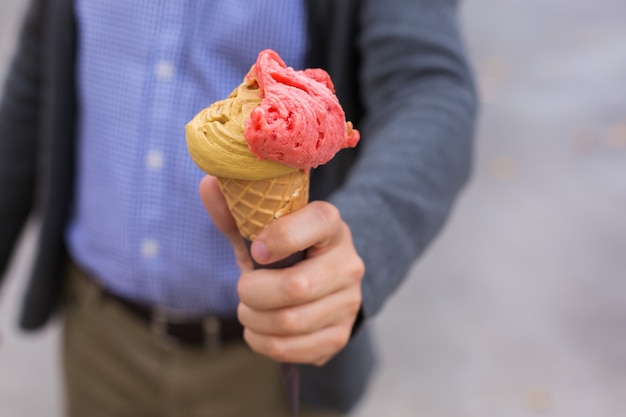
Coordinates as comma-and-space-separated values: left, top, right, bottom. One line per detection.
102, 289, 244, 350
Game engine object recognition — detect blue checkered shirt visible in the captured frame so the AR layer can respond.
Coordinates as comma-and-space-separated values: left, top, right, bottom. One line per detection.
67, 0, 306, 316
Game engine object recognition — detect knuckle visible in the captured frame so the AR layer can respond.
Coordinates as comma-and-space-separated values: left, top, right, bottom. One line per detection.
282, 272, 312, 302
265, 337, 289, 362
341, 252, 365, 289
276, 308, 302, 333
272, 220, 297, 246
314, 201, 341, 228
348, 254, 366, 282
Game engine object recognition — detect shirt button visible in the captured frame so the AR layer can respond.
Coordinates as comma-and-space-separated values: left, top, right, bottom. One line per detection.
155, 60, 175, 80
146, 150, 164, 170
141, 239, 160, 258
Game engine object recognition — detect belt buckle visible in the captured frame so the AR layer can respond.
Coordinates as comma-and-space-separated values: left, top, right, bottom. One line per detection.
151, 308, 222, 350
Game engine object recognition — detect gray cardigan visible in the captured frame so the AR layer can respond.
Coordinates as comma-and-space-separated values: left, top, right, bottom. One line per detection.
0, 0, 476, 411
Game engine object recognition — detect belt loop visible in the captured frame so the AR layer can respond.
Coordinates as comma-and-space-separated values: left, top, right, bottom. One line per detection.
151, 309, 177, 350
203, 316, 222, 350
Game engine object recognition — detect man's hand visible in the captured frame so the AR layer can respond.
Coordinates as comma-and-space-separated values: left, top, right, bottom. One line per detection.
199, 175, 364, 366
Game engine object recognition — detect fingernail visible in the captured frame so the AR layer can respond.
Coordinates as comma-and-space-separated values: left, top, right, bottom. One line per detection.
251, 240, 270, 263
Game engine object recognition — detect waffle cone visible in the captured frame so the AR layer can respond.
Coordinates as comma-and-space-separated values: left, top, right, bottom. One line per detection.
217, 170, 310, 241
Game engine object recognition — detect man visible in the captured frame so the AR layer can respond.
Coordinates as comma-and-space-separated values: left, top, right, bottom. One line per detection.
0, 0, 476, 416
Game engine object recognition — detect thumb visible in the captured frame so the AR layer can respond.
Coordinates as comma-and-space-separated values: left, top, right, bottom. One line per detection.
199, 175, 252, 272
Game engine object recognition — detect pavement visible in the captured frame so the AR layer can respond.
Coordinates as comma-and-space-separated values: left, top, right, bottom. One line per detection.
1, 1, 626, 416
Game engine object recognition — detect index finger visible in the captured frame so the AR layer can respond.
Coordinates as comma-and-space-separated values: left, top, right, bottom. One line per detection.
199, 175, 253, 272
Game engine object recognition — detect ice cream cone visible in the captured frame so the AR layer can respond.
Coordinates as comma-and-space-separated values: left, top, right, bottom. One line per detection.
186, 49, 360, 417
217, 169, 309, 241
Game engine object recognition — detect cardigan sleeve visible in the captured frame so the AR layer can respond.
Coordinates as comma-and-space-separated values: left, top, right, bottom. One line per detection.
0, 0, 44, 280
329, 0, 478, 319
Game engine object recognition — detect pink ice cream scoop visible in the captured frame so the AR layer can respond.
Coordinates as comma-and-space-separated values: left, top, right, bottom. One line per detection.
245, 49, 360, 170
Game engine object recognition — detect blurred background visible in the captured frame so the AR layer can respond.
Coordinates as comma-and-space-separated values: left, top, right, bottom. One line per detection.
1, 0, 625, 416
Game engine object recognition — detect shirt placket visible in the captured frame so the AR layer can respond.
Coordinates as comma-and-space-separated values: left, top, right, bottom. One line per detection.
136, 2, 187, 282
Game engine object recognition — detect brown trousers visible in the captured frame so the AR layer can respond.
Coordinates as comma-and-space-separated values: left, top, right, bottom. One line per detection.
62, 264, 343, 417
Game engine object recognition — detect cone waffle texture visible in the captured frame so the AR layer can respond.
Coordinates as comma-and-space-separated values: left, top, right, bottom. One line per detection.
217, 170, 310, 241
